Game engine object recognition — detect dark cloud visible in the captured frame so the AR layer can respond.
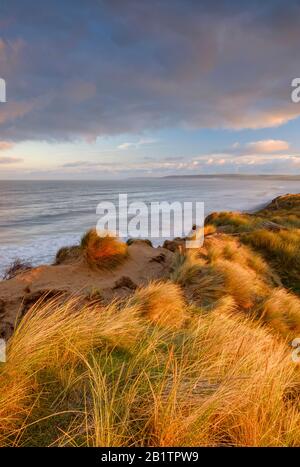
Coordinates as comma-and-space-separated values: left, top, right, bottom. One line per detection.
1, 0, 300, 142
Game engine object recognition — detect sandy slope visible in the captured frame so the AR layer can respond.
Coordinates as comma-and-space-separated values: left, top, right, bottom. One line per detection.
0, 242, 174, 339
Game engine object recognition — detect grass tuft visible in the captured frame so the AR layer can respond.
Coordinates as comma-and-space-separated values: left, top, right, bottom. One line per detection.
130, 281, 187, 329
80, 229, 128, 270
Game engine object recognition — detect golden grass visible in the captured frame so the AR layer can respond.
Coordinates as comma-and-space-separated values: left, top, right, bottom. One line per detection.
203, 224, 217, 236
242, 228, 300, 292
170, 234, 300, 339
204, 235, 277, 283
205, 211, 260, 233
145, 310, 300, 447
204, 195, 300, 293
1, 195, 300, 446
130, 281, 187, 330
257, 288, 300, 339
172, 237, 271, 309
0, 286, 299, 447
0, 296, 144, 446
243, 229, 300, 264
257, 194, 300, 225
0, 371, 34, 446
8, 297, 145, 371
81, 229, 128, 269
170, 250, 206, 285
171, 250, 225, 306
212, 259, 269, 309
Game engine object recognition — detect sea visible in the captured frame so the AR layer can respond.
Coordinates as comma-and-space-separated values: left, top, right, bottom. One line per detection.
0, 176, 299, 276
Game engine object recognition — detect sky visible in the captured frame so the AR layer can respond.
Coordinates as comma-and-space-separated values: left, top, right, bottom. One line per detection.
0, 0, 300, 179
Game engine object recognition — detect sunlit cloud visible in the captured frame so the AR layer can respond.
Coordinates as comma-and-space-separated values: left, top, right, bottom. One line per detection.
0, 141, 14, 151
245, 140, 290, 153
117, 139, 157, 150
0, 156, 23, 164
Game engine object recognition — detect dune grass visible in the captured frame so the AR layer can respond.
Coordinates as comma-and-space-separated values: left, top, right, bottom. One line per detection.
170, 234, 300, 338
1, 194, 300, 447
0, 289, 300, 447
255, 288, 300, 339
80, 229, 128, 269
257, 194, 300, 227
172, 236, 272, 308
54, 245, 81, 265
0, 295, 145, 446
242, 229, 300, 293
129, 281, 187, 329
204, 195, 300, 293
243, 229, 300, 265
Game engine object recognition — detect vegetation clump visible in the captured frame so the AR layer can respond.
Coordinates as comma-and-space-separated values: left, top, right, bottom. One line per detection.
54, 245, 81, 265
1, 292, 300, 447
3, 259, 32, 280
205, 194, 300, 293
80, 229, 128, 269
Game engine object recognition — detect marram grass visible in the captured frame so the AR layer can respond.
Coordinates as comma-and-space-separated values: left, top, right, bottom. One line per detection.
1, 285, 300, 447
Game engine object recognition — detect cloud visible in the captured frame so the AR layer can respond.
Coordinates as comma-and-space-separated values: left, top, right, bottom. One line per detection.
60, 150, 299, 174
0, 156, 22, 164
117, 139, 157, 150
117, 143, 135, 150
191, 150, 300, 174
0, 141, 13, 151
245, 140, 290, 153
5, 149, 300, 179
62, 161, 103, 168
61, 160, 120, 169
1, 0, 300, 142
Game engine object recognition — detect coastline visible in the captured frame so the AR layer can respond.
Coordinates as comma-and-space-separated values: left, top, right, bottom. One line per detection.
0, 192, 299, 447
1, 177, 300, 275
1, 192, 299, 338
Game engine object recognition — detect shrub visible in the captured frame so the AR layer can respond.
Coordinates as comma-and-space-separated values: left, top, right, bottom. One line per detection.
3, 259, 32, 280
